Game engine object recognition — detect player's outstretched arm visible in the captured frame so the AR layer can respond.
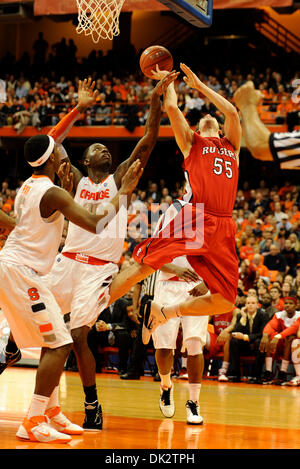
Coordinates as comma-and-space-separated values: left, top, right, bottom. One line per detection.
151, 66, 194, 159
233, 81, 273, 161
48, 78, 99, 191
41, 160, 143, 234
114, 71, 179, 188
180, 63, 241, 154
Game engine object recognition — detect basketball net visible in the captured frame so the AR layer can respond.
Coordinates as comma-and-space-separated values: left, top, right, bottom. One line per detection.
76, 0, 125, 43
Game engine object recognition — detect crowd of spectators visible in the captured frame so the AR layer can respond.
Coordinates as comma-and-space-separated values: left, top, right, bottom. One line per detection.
0, 35, 299, 134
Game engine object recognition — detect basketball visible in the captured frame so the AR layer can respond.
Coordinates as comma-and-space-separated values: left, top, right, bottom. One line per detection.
139, 45, 173, 79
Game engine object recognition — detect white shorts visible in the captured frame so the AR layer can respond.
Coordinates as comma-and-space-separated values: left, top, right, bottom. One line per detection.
45, 254, 118, 330
0, 261, 72, 349
152, 279, 209, 350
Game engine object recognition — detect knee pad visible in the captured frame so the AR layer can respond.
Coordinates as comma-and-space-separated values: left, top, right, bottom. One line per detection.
292, 338, 300, 364
185, 337, 203, 356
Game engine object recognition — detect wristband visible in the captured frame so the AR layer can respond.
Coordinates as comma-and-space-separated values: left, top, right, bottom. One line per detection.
56, 143, 69, 162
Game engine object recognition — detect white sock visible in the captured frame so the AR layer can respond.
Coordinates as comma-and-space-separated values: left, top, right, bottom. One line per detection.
221, 361, 229, 372
162, 304, 181, 319
265, 357, 273, 372
160, 372, 172, 390
181, 357, 187, 368
189, 383, 201, 403
281, 360, 289, 372
46, 386, 60, 410
294, 363, 300, 376
27, 394, 49, 419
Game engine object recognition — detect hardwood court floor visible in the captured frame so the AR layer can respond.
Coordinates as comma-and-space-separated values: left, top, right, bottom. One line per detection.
1, 367, 300, 450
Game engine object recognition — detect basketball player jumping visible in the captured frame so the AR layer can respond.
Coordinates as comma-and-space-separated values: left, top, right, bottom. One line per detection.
43, 72, 180, 431
0, 132, 143, 443
107, 63, 242, 341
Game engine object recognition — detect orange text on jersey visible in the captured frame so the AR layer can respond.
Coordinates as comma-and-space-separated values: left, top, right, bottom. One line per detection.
22, 185, 31, 196
80, 189, 110, 201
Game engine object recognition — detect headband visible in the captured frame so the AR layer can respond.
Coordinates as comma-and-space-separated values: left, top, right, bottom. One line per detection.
28, 135, 55, 167
283, 297, 297, 305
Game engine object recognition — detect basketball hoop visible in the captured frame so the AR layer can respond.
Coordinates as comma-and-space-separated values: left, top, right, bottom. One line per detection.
76, 0, 125, 43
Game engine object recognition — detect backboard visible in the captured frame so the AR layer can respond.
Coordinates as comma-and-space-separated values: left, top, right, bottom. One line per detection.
157, 0, 213, 28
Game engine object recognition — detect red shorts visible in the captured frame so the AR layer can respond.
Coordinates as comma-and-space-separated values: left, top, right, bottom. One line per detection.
133, 201, 238, 303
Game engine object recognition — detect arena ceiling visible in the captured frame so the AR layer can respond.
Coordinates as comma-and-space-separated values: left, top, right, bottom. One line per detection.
0, 0, 294, 16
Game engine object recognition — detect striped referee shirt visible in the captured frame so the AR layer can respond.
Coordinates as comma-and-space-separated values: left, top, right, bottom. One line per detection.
269, 130, 300, 169
141, 270, 159, 297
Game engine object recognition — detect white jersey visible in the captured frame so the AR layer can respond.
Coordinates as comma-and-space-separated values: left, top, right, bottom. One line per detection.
62, 175, 127, 263
0, 175, 64, 275
158, 255, 194, 282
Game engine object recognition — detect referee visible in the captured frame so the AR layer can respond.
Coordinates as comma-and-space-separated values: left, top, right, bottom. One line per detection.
120, 271, 159, 380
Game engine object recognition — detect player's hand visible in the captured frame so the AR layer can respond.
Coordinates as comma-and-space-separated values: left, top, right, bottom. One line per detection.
269, 337, 279, 354
233, 81, 263, 110
77, 78, 99, 110
180, 63, 201, 90
57, 161, 74, 194
151, 65, 170, 81
120, 160, 143, 195
217, 330, 230, 344
188, 280, 209, 297
259, 334, 269, 353
232, 332, 244, 341
173, 266, 199, 283
95, 320, 109, 332
153, 69, 180, 96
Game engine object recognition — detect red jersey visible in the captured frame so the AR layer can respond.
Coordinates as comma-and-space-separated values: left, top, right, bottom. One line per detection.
263, 311, 300, 338
212, 311, 233, 335
182, 133, 238, 215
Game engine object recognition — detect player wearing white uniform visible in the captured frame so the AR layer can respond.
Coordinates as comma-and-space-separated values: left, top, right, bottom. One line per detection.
0, 131, 143, 443
153, 256, 209, 425
45, 72, 180, 430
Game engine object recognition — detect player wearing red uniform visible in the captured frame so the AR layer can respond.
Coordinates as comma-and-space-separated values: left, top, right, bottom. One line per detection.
259, 297, 300, 384
205, 309, 239, 382
108, 63, 241, 340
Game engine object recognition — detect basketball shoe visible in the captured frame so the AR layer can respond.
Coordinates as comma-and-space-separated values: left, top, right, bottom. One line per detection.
83, 400, 103, 431
16, 415, 71, 443
261, 370, 274, 384
142, 301, 168, 345
284, 376, 300, 386
218, 369, 229, 382
45, 406, 83, 435
186, 400, 203, 425
0, 349, 22, 375
159, 385, 175, 418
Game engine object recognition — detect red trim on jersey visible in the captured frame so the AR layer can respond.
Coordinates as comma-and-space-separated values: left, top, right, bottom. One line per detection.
63, 252, 112, 266
31, 175, 52, 182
